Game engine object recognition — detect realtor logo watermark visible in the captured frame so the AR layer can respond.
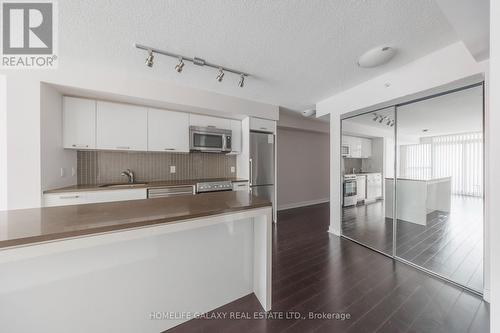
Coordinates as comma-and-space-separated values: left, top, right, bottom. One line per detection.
1, 0, 57, 68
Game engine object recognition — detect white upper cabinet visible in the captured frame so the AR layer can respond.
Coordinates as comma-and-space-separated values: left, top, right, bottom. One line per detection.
189, 114, 231, 129
341, 135, 371, 158
63, 97, 96, 149
250, 117, 276, 134
148, 108, 189, 152
96, 101, 148, 151
230, 119, 242, 153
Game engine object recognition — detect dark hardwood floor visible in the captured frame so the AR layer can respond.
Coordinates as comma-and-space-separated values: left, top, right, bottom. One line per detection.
342, 196, 484, 292
166, 203, 489, 333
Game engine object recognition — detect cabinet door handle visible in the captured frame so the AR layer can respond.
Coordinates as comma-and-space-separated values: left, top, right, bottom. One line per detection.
260, 127, 267, 130
164, 148, 175, 151
72, 144, 89, 148
116, 146, 130, 150
60, 195, 79, 199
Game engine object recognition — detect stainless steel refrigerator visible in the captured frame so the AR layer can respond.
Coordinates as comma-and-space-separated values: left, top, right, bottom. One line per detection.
250, 131, 275, 218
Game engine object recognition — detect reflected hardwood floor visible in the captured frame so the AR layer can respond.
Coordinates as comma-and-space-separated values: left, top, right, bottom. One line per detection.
166, 203, 488, 333
342, 196, 483, 292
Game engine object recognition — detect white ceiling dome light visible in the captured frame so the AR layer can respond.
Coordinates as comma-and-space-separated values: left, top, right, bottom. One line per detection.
357, 46, 397, 68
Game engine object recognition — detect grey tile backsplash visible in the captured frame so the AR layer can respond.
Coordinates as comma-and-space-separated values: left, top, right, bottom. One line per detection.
77, 151, 237, 185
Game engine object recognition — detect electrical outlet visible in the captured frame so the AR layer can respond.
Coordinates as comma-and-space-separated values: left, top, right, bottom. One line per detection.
170, 165, 176, 174
230, 166, 235, 173
60, 168, 65, 177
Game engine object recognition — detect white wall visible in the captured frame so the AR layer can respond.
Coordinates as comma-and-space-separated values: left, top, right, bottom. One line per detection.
489, 0, 499, 329
277, 127, 329, 210
0, 75, 7, 211
0, 61, 278, 210
40, 84, 77, 192
361, 138, 383, 173
279, 109, 329, 133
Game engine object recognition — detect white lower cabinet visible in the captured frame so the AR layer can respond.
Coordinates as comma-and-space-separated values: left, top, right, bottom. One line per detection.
356, 175, 366, 202
366, 173, 382, 199
43, 189, 147, 207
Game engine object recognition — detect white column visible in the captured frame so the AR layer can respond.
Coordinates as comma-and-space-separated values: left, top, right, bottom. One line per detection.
489, 0, 500, 331
328, 112, 341, 235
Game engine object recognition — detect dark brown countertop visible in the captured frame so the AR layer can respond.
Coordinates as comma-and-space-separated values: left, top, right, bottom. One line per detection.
44, 178, 249, 194
0, 191, 270, 249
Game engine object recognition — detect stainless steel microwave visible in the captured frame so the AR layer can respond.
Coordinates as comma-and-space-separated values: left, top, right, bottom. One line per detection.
189, 126, 232, 153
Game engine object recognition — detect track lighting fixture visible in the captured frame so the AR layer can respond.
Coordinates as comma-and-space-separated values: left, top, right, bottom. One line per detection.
175, 58, 185, 73
145, 50, 154, 67
387, 119, 392, 126
216, 68, 225, 82
134, 43, 250, 87
379, 116, 385, 123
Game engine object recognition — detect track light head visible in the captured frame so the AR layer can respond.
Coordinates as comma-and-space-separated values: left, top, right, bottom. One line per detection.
373, 114, 379, 121
378, 116, 385, 123
238, 74, 245, 88
216, 68, 224, 82
386, 119, 392, 125
175, 58, 185, 73
145, 50, 154, 67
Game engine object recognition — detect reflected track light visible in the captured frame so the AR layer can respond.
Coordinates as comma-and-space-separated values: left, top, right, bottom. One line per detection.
145, 50, 154, 67
238, 74, 245, 88
175, 58, 185, 73
216, 68, 225, 82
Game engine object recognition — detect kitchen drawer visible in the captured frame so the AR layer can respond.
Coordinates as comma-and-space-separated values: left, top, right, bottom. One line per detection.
43, 189, 147, 207
250, 118, 276, 134
232, 181, 249, 191
147, 185, 195, 198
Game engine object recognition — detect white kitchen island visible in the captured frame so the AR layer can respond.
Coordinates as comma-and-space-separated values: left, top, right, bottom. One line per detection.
0, 192, 272, 333
385, 177, 452, 225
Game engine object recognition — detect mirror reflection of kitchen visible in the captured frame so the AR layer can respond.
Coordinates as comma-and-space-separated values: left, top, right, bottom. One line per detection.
394, 85, 484, 292
341, 107, 395, 255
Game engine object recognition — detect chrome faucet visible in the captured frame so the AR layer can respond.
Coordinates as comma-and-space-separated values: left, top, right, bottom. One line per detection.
121, 169, 135, 183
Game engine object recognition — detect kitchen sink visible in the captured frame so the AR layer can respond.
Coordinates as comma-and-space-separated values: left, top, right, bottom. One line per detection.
98, 183, 148, 188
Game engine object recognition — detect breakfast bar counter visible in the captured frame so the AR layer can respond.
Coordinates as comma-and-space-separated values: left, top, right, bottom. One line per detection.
0, 192, 272, 333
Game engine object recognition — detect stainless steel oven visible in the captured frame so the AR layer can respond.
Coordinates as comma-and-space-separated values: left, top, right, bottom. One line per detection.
343, 174, 357, 207
189, 126, 232, 153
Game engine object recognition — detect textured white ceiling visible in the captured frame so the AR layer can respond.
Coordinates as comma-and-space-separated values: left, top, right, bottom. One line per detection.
59, 0, 458, 112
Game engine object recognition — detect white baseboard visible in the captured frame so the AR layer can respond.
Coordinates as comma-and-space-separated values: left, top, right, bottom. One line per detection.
277, 198, 329, 211
483, 288, 490, 303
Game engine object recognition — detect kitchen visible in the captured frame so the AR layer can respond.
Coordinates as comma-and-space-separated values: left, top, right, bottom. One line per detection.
1, 85, 278, 332
342, 135, 384, 208
0, 1, 495, 332
41, 95, 277, 217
